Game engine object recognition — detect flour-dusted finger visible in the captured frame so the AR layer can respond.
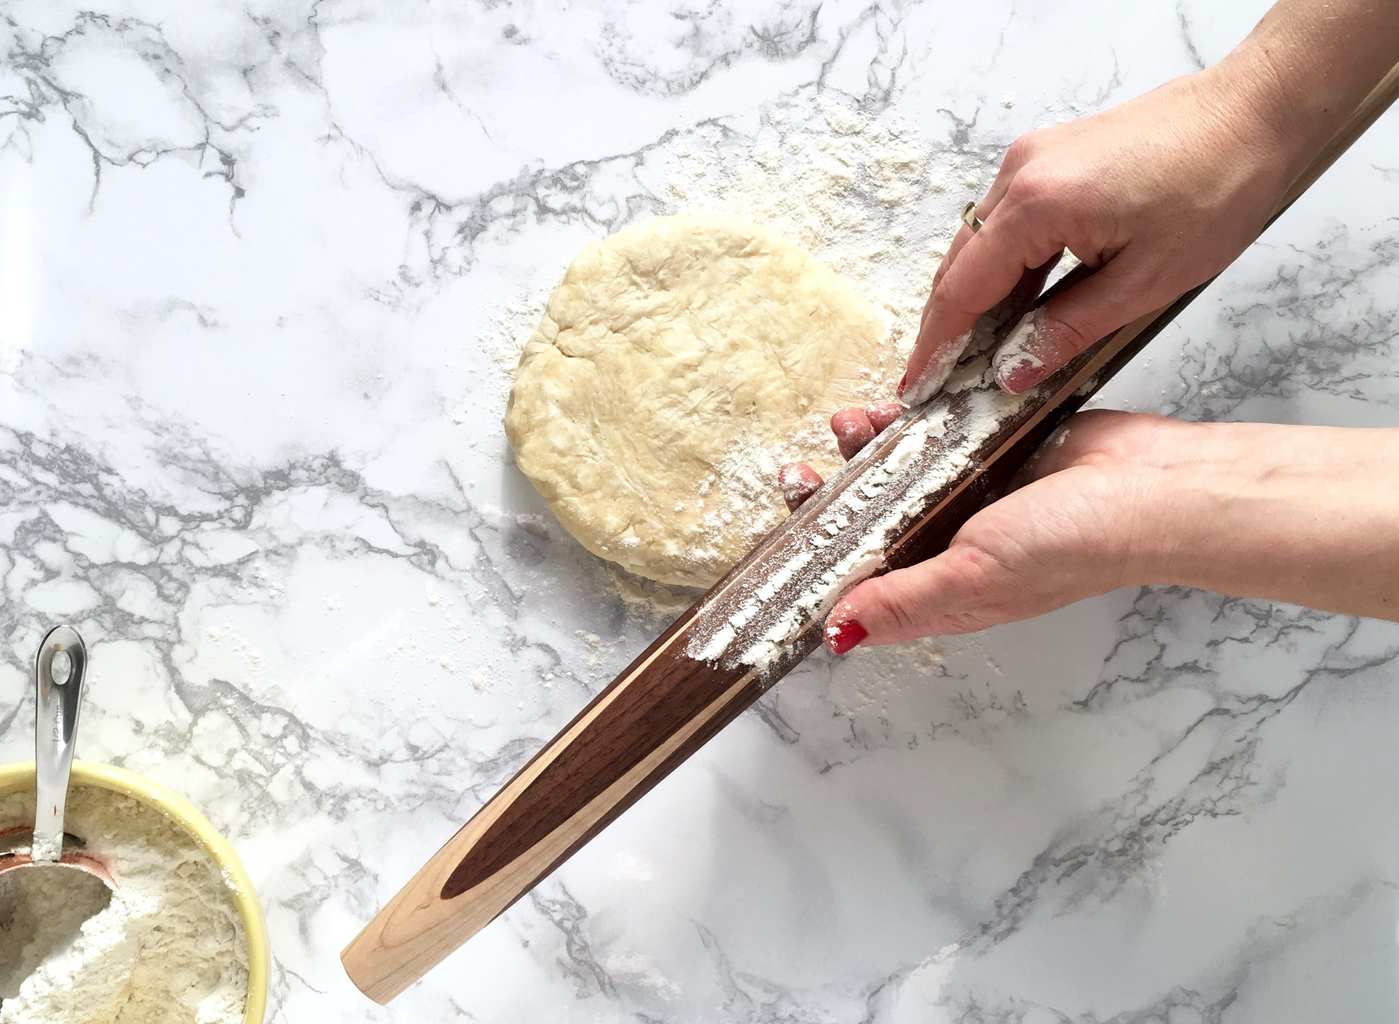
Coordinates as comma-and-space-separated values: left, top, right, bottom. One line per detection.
904, 212, 1063, 406
994, 258, 1142, 394
824, 545, 1018, 651
866, 402, 904, 434
830, 408, 876, 460
777, 463, 823, 512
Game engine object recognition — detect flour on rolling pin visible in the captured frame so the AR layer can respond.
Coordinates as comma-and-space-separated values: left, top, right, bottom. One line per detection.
687, 354, 1031, 672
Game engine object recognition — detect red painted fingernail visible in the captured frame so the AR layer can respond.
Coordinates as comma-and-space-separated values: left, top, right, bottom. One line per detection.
896, 372, 907, 397
825, 619, 868, 655
995, 359, 1048, 395
994, 313, 1050, 395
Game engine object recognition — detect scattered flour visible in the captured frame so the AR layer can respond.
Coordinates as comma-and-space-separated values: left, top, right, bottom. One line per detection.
0, 786, 249, 1024
655, 93, 991, 343
688, 355, 1029, 672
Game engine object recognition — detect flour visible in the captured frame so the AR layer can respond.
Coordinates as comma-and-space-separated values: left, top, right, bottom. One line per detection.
991, 309, 1046, 386
679, 420, 832, 569
656, 92, 989, 352
0, 786, 248, 1024
688, 356, 1029, 672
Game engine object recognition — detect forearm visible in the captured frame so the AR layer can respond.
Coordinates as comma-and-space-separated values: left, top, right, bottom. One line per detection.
1137, 423, 1399, 621
1215, 0, 1399, 181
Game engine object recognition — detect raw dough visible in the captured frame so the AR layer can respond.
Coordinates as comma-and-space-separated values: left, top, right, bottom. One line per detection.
505, 216, 894, 588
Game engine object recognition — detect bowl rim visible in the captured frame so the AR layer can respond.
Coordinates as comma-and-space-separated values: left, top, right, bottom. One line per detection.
0, 759, 269, 1024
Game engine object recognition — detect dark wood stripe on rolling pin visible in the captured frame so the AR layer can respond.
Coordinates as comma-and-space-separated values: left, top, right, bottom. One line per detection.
441, 644, 753, 898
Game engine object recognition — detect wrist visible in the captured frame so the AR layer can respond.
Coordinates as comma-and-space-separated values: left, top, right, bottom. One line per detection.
1201, 51, 1314, 185
1212, 0, 1399, 188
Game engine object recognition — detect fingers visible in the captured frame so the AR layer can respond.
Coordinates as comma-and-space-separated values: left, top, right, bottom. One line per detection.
993, 258, 1139, 394
823, 543, 1016, 649
866, 401, 903, 433
933, 213, 1064, 332
904, 214, 1064, 404
778, 463, 823, 512
830, 409, 876, 460
779, 403, 907, 511
928, 224, 974, 298
905, 144, 1028, 400
903, 256, 1060, 407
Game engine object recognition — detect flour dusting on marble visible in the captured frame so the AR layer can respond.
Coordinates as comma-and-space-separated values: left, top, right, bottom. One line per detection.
658, 94, 987, 363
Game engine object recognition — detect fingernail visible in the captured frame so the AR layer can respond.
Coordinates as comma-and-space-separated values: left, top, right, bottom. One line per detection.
896, 372, 907, 398
901, 330, 971, 407
824, 619, 868, 655
995, 358, 1049, 395
993, 313, 1048, 395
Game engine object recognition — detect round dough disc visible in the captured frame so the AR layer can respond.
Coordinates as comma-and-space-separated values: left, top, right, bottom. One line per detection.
505, 215, 895, 588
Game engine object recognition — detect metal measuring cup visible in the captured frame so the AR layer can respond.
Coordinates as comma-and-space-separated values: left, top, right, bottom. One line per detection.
0, 626, 112, 885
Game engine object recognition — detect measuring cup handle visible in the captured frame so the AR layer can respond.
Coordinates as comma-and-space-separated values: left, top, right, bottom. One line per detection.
32, 625, 89, 862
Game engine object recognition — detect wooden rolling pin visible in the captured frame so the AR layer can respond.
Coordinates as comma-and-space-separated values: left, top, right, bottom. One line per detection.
343, 64, 1399, 1004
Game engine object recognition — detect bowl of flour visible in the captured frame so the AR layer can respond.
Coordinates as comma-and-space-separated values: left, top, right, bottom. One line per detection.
0, 761, 268, 1023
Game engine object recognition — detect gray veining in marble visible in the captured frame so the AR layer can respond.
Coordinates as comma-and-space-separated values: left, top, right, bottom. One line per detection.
3, 1, 1399, 1021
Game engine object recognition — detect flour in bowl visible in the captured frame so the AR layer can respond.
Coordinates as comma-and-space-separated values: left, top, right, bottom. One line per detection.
0, 786, 249, 1024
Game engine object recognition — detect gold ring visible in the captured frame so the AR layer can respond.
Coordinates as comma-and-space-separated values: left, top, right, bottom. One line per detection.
961, 201, 984, 233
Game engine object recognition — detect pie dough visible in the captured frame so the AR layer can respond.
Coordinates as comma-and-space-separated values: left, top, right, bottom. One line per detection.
505, 215, 893, 588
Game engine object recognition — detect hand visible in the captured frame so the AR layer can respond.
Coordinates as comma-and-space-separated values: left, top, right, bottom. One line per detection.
902, 65, 1295, 403
783, 409, 1175, 648
784, 410, 1399, 652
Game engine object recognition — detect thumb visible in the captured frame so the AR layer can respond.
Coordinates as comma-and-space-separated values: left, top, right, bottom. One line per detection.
992, 258, 1144, 394
823, 543, 1019, 652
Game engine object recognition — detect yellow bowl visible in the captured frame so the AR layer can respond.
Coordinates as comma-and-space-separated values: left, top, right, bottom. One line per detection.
0, 760, 269, 1024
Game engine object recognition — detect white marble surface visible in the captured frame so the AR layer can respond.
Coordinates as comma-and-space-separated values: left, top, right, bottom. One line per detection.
3, 1, 1399, 1020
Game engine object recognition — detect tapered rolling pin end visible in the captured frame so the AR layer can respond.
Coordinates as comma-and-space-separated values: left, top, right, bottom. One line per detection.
341, 916, 407, 1005
340, 859, 489, 1005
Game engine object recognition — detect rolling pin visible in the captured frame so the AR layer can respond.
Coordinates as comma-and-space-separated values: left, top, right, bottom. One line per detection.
343, 64, 1399, 1003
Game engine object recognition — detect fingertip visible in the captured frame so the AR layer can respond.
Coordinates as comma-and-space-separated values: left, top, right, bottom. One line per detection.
823, 597, 867, 655
996, 262, 1135, 393
992, 311, 1052, 394
824, 617, 868, 656
778, 462, 823, 511
901, 332, 970, 406
866, 401, 904, 433
830, 408, 876, 460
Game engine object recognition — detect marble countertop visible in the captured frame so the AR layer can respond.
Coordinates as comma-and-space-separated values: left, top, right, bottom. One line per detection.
5, 1, 1399, 1020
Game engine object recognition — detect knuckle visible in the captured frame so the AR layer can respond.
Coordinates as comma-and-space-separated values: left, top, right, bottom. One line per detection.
868, 579, 921, 637
1006, 168, 1056, 209
1004, 132, 1039, 167
1067, 409, 1133, 450
930, 268, 975, 318
936, 543, 1018, 629
951, 540, 1019, 591
1041, 310, 1095, 355
1059, 199, 1104, 251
